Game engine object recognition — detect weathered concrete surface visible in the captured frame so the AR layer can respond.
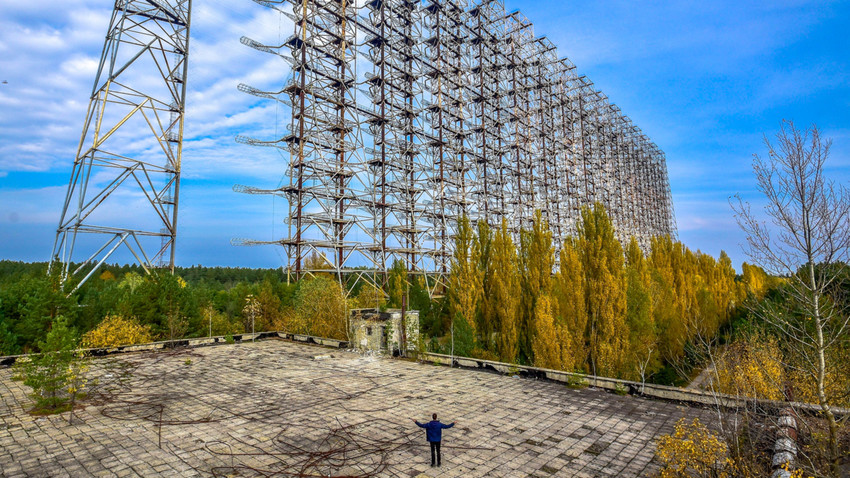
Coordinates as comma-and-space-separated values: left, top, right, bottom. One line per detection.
0, 340, 719, 477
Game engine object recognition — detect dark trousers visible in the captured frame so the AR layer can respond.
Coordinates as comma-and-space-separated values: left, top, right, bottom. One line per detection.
429, 441, 441, 466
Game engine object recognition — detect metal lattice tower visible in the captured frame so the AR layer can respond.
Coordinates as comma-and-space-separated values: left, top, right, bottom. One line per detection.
51, 0, 192, 289
238, 0, 676, 291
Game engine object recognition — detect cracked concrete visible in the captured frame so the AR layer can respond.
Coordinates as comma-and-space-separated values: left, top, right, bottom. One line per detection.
0, 340, 719, 477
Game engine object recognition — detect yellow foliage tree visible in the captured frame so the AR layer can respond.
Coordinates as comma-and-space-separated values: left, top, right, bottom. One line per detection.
741, 263, 768, 299
303, 251, 332, 271
448, 215, 483, 336
81, 315, 153, 348
519, 210, 554, 363
711, 334, 784, 401
255, 280, 282, 332
386, 260, 407, 309
349, 283, 387, 309
476, 220, 496, 350
655, 418, 731, 478
202, 305, 241, 337
294, 276, 347, 340
625, 237, 657, 381
118, 271, 144, 292
649, 236, 732, 366
712, 251, 738, 322
532, 295, 561, 369
785, 344, 850, 408
576, 204, 627, 377
493, 219, 520, 363
553, 239, 586, 372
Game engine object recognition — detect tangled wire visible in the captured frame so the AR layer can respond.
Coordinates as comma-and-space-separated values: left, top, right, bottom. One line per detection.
81, 343, 491, 477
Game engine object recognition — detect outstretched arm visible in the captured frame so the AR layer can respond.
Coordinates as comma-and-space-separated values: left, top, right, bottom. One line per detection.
443, 421, 455, 429
412, 418, 424, 428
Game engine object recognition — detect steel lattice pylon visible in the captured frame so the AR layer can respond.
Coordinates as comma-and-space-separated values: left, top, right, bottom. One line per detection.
238, 0, 677, 293
51, 0, 192, 290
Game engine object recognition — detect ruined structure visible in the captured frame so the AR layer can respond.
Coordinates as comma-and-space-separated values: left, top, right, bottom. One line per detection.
237, 0, 676, 293
349, 308, 420, 354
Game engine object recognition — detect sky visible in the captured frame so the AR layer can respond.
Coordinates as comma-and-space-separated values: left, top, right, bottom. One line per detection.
0, 0, 848, 272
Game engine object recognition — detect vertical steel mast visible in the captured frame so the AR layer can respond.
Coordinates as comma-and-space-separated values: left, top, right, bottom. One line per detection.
50, 0, 192, 288
238, 0, 677, 290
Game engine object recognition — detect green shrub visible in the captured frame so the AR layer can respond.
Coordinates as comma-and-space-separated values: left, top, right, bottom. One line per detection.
13, 316, 86, 413
614, 382, 629, 396
565, 374, 588, 389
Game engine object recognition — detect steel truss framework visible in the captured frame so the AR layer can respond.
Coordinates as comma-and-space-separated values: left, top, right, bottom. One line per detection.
51, 0, 192, 290
239, 0, 676, 293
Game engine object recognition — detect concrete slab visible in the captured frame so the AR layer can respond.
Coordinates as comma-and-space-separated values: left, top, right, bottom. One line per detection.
0, 340, 719, 477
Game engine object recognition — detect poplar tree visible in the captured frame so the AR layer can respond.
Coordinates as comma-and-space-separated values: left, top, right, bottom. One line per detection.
387, 259, 407, 308
649, 235, 687, 362
576, 203, 627, 377
492, 219, 520, 363
741, 262, 769, 299
476, 220, 495, 350
532, 294, 562, 369
625, 237, 656, 380
553, 239, 585, 371
714, 251, 738, 321
519, 210, 554, 364
448, 215, 483, 337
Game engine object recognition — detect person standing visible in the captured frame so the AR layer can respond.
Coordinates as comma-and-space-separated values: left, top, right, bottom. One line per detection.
412, 414, 456, 467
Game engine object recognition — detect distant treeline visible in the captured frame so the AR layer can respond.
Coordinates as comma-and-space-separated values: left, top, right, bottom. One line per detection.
0, 206, 780, 387
0, 260, 290, 355
0, 261, 290, 287
0, 258, 441, 358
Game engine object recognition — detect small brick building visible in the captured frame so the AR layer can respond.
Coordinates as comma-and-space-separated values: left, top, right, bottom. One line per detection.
349, 308, 419, 355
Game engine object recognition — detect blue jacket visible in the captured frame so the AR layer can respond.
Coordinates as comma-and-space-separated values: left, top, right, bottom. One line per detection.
415, 420, 454, 442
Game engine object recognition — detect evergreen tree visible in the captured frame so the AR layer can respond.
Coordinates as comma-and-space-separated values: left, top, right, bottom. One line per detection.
13, 316, 80, 412
12, 267, 77, 352
0, 317, 19, 355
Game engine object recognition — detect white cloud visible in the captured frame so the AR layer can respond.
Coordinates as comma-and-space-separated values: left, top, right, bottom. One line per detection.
0, 0, 292, 181
1, 0, 847, 268
59, 55, 99, 78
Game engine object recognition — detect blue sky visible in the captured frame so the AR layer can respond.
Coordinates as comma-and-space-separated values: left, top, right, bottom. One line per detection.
1, 0, 848, 272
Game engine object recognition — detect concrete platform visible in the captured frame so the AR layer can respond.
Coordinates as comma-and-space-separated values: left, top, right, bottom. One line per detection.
0, 340, 719, 477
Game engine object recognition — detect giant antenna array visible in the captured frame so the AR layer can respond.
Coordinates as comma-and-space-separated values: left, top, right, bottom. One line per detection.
51, 0, 192, 290
237, 0, 676, 293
